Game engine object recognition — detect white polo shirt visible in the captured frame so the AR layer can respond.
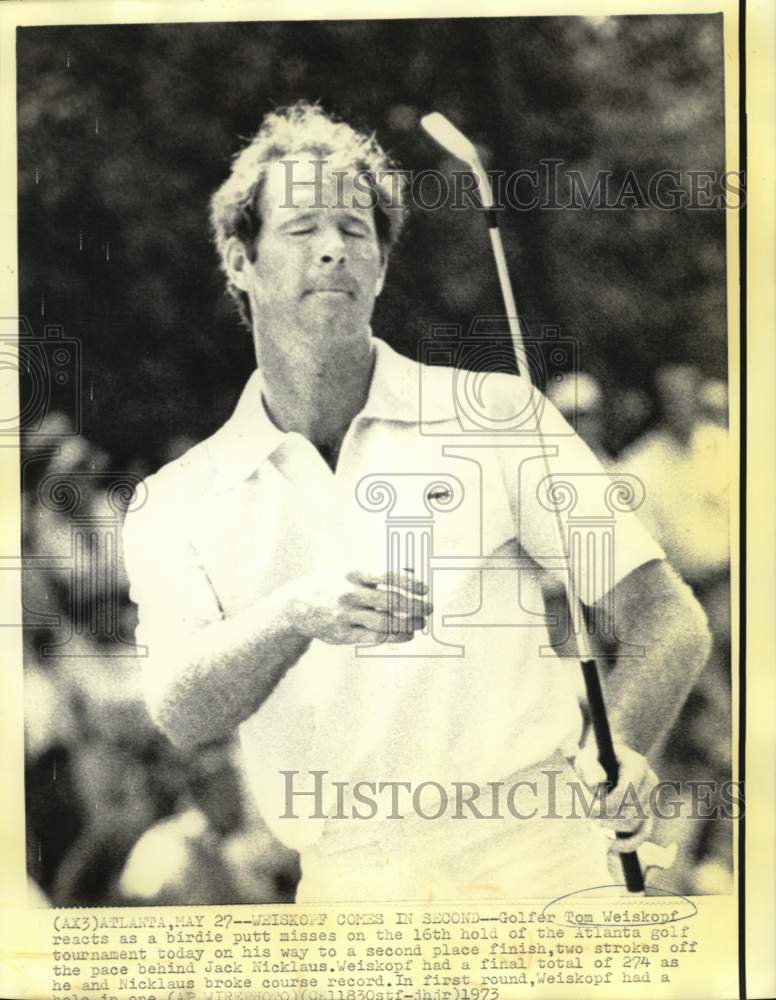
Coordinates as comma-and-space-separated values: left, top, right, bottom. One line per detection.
123, 337, 664, 853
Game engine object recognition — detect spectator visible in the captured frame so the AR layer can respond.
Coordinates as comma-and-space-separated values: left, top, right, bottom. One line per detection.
617, 364, 729, 588
548, 371, 610, 462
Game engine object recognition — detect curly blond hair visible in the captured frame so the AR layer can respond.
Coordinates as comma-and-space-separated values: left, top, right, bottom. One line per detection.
210, 101, 408, 326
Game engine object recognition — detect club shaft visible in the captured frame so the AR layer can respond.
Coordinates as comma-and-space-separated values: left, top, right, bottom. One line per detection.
485, 214, 645, 893
487, 223, 594, 660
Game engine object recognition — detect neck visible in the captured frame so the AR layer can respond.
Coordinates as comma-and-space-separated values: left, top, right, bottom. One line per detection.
255, 327, 375, 454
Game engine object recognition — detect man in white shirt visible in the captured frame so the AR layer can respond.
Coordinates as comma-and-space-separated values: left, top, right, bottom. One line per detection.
122, 102, 711, 901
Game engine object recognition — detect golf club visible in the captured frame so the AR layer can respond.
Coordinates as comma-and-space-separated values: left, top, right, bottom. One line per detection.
421, 110, 647, 893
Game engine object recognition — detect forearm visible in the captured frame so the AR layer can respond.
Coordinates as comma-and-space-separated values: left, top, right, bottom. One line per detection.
141, 566, 430, 751
144, 586, 310, 750
596, 561, 711, 756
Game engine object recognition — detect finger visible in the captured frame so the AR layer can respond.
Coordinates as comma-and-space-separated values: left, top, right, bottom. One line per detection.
349, 609, 393, 635
349, 586, 433, 618
347, 625, 385, 646
606, 847, 640, 885
379, 588, 434, 619
631, 765, 659, 819
603, 753, 655, 818
600, 771, 655, 832
349, 608, 426, 636
606, 850, 623, 884
347, 624, 415, 646
612, 744, 650, 794
347, 568, 428, 596
339, 587, 395, 612
598, 809, 650, 834
604, 839, 652, 884
575, 743, 652, 812
573, 743, 608, 788
575, 757, 656, 835
385, 630, 415, 644
608, 814, 655, 853
593, 777, 652, 829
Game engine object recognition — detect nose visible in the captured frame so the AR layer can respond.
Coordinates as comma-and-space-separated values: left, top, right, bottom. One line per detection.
317, 226, 346, 265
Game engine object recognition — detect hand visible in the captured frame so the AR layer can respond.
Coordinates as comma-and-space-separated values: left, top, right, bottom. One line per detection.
571, 741, 658, 854
286, 569, 433, 646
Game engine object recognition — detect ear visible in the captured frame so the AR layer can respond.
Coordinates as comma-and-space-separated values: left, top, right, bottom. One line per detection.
224, 236, 253, 292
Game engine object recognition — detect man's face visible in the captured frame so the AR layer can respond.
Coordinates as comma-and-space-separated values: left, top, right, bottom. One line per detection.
232, 156, 387, 350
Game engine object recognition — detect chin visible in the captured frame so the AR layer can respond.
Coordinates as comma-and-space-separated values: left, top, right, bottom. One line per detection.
306, 310, 371, 338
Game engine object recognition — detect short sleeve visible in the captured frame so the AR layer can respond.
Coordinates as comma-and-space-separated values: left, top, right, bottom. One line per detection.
496, 386, 665, 606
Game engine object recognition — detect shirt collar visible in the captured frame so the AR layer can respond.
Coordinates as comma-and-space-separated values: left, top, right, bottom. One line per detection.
207, 335, 457, 494
206, 368, 282, 494
360, 335, 455, 423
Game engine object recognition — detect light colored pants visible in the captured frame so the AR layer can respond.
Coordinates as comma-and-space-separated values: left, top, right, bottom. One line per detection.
295, 752, 611, 903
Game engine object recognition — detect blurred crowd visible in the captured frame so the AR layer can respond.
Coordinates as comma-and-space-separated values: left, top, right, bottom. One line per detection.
22, 360, 732, 906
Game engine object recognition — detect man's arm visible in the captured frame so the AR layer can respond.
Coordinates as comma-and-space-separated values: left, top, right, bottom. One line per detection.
568, 558, 711, 851
122, 493, 298, 752
494, 381, 711, 755
136, 568, 430, 752
141, 588, 310, 752
594, 558, 712, 756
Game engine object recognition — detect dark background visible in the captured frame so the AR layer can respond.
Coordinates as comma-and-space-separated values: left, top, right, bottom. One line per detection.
18, 15, 733, 906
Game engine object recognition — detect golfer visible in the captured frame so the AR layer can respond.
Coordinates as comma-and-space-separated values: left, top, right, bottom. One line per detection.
122, 101, 710, 901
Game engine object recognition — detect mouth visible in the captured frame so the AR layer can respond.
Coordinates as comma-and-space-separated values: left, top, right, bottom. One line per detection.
306, 288, 355, 297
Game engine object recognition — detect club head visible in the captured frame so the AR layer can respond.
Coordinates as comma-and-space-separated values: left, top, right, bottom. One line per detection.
421, 111, 494, 209
421, 112, 480, 169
